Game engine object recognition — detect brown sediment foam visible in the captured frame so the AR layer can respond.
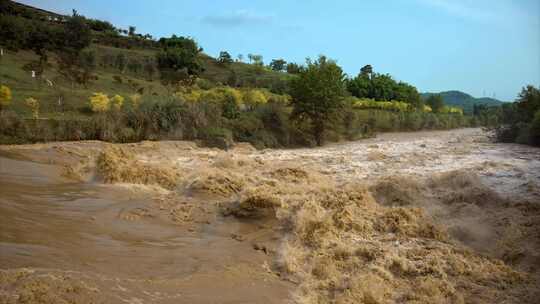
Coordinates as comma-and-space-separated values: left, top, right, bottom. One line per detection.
198, 164, 536, 302
224, 186, 283, 218
270, 167, 309, 182
185, 170, 245, 196
369, 176, 426, 206
369, 171, 537, 262
428, 170, 506, 206
0, 269, 102, 304
367, 150, 387, 161
272, 185, 527, 304
96, 146, 182, 190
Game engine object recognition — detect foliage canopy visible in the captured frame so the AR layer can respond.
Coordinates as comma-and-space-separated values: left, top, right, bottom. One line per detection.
290, 55, 346, 145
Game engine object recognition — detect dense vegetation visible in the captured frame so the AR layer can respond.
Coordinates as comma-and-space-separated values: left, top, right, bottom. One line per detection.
475, 85, 540, 146
0, 0, 479, 148
347, 64, 423, 108
421, 90, 505, 115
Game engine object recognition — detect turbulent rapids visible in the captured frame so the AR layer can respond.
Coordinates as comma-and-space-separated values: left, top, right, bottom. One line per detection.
1, 128, 539, 303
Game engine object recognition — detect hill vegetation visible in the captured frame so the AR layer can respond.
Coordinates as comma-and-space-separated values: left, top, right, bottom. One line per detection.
0, 0, 500, 148
478, 85, 540, 146
421, 90, 505, 114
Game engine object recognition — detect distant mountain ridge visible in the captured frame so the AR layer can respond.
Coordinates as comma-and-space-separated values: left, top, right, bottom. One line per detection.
421, 90, 507, 114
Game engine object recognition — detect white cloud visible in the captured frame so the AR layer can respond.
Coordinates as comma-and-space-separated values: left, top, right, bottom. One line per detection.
416, 0, 500, 22
202, 10, 273, 27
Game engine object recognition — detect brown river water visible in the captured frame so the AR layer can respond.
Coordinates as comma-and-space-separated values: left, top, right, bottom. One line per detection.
1, 128, 539, 303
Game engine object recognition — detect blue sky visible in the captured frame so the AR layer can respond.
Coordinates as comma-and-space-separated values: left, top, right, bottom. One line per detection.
20, 0, 540, 101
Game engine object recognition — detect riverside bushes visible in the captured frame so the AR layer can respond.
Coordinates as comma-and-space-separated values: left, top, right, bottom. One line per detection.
0, 86, 472, 147
0, 106, 471, 148
484, 85, 540, 147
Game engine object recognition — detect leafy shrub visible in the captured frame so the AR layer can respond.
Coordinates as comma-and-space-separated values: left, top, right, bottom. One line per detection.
202, 127, 234, 150
230, 112, 263, 141
111, 94, 124, 110
0, 85, 12, 110
194, 78, 215, 90
89, 92, 110, 112
515, 123, 531, 145
256, 102, 291, 146
352, 98, 412, 112
530, 110, 540, 146
24, 97, 39, 119
176, 89, 202, 103
243, 89, 268, 107
0, 111, 30, 143
440, 106, 464, 115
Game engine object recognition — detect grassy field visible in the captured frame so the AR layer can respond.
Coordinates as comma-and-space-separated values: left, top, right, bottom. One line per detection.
0, 44, 289, 118
1, 49, 156, 117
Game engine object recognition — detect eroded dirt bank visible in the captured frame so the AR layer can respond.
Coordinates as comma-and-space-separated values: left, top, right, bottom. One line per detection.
0, 128, 539, 303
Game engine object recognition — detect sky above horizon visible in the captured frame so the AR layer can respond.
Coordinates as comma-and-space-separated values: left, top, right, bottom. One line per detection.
20, 0, 540, 101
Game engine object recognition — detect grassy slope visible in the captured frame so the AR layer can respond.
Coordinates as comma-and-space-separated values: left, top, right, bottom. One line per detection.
0, 44, 289, 118
0, 48, 160, 117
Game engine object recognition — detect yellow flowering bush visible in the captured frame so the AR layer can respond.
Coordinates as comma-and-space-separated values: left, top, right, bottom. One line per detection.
173, 86, 289, 109
0, 85, 12, 109
441, 106, 463, 115
176, 89, 202, 103
89, 92, 110, 112
350, 97, 463, 115
199, 89, 222, 104
221, 87, 243, 106
111, 94, 125, 110
352, 98, 412, 112
25, 97, 39, 119
243, 89, 268, 106
197, 87, 243, 106
267, 93, 291, 104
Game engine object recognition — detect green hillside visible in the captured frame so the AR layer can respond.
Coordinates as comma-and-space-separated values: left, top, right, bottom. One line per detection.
0, 1, 289, 117
0, 46, 289, 117
421, 90, 506, 114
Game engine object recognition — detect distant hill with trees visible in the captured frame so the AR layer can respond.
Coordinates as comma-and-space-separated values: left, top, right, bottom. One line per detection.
421, 90, 506, 114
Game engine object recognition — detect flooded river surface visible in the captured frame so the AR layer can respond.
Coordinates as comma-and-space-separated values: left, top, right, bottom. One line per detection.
1, 128, 539, 303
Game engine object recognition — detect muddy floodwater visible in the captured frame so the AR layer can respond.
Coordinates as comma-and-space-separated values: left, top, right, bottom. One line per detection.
1, 128, 539, 303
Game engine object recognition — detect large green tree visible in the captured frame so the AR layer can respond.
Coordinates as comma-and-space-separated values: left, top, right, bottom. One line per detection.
347, 66, 422, 108
516, 85, 540, 121
346, 73, 370, 98
156, 35, 203, 85
360, 64, 373, 77
286, 62, 303, 74
0, 15, 28, 51
269, 58, 287, 71
128, 26, 136, 36
56, 10, 92, 87
217, 51, 233, 65
251, 54, 263, 66
394, 81, 423, 108
290, 55, 346, 146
